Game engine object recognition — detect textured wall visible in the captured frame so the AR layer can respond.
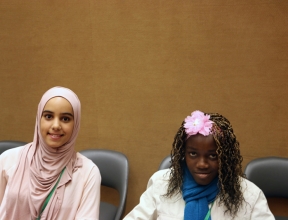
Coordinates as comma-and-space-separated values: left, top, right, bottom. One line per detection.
0, 0, 287, 216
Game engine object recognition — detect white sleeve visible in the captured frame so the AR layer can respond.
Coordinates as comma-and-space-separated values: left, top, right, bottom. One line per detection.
250, 190, 275, 220
0, 147, 23, 207
75, 166, 101, 220
123, 174, 158, 220
0, 154, 7, 205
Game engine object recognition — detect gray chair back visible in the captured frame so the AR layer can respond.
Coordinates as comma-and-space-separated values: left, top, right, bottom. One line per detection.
245, 157, 288, 220
159, 155, 171, 170
80, 149, 129, 220
0, 140, 27, 154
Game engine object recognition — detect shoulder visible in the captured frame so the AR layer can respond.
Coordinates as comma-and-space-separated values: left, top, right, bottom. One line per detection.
0, 146, 24, 166
212, 177, 272, 220
76, 152, 101, 177
239, 177, 267, 206
240, 177, 263, 194
146, 169, 171, 189
0, 146, 23, 157
149, 169, 170, 182
0, 146, 25, 179
76, 152, 97, 168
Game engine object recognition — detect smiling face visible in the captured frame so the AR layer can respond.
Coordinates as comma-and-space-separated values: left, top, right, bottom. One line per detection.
185, 133, 219, 185
40, 97, 74, 148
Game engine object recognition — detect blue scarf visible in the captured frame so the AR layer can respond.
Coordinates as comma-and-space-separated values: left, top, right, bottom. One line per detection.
182, 165, 219, 220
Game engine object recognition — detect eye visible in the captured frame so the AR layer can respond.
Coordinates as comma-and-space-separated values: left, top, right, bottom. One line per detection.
43, 114, 53, 120
189, 152, 197, 157
62, 116, 71, 122
210, 154, 218, 159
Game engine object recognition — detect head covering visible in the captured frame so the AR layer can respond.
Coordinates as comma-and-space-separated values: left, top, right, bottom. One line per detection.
5, 86, 83, 220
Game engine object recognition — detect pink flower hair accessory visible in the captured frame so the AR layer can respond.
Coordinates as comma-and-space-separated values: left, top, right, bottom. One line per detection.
184, 110, 214, 138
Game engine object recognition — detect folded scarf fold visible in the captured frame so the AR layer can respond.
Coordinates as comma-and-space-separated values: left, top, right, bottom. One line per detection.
182, 165, 219, 220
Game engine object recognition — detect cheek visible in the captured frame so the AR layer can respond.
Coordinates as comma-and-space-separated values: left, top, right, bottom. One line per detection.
213, 162, 219, 172
39, 120, 49, 139
185, 157, 196, 170
64, 123, 74, 135
40, 119, 48, 131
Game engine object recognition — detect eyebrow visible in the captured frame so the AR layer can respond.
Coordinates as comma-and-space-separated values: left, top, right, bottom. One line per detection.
42, 110, 74, 118
187, 146, 217, 152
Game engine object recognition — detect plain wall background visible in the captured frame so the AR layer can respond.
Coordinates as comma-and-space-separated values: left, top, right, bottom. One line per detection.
0, 0, 287, 217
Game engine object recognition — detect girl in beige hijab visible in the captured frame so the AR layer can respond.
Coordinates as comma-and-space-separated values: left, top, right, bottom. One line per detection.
0, 86, 101, 220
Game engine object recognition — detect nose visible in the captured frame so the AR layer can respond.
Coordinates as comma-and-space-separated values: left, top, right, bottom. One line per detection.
52, 119, 61, 130
196, 157, 209, 169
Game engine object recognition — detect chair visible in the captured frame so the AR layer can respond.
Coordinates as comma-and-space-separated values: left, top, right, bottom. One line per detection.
244, 157, 288, 220
80, 149, 129, 220
0, 140, 27, 155
159, 155, 171, 170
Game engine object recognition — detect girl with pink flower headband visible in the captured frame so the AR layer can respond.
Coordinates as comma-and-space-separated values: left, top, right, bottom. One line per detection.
0, 87, 101, 220
124, 110, 274, 220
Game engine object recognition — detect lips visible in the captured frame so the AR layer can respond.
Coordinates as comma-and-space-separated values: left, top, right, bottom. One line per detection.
48, 133, 64, 139
195, 173, 210, 179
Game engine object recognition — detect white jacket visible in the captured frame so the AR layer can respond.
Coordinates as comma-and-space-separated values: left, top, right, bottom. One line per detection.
124, 169, 275, 220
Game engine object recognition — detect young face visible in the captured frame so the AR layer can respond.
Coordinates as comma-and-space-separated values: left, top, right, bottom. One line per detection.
40, 97, 74, 148
185, 134, 219, 185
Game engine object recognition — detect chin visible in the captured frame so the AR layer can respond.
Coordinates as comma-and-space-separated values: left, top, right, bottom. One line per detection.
196, 181, 209, 186
194, 178, 213, 186
48, 145, 61, 148
46, 142, 62, 148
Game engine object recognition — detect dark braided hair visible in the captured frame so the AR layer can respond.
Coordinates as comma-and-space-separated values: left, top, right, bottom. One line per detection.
164, 112, 245, 217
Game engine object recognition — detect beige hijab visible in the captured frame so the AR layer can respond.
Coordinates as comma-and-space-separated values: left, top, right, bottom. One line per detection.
6, 87, 83, 220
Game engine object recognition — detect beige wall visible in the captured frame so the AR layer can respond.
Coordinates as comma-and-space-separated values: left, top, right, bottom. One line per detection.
0, 0, 288, 216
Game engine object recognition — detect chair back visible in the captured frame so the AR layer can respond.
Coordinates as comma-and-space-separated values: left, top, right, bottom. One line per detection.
244, 157, 288, 198
0, 140, 27, 154
159, 155, 171, 170
80, 149, 129, 220
245, 157, 288, 220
